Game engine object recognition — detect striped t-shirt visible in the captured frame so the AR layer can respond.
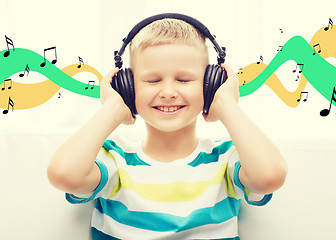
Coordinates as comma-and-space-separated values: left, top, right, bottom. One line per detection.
66, 136, 272, 240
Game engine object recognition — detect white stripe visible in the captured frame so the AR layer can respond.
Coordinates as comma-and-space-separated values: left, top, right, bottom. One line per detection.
92, 209, 239, 240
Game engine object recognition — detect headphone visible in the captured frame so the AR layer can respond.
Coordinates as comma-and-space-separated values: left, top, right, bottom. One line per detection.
111, 13, 227, 117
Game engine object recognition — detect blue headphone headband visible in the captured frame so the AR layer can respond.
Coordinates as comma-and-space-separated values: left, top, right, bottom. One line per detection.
114, 13, 226, 68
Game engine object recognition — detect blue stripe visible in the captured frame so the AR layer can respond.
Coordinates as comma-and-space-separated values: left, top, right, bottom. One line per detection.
193, 237, 240, 240
66, 159, 109, 204
91, 227, 121, 240
233, 161, 273, 206
188, 140, 233, 167
103, 140, 150, 166
92, 226, 239, 240
95, 196, 241, 232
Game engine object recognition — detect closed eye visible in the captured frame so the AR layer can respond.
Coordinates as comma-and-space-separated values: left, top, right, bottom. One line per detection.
146, 80, 161, 84
177, 79, 191, 83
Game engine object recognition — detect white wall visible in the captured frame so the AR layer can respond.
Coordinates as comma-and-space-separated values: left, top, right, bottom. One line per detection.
1, 0, 336, 239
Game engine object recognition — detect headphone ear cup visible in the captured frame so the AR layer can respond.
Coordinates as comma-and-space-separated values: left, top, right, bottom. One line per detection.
203, 64, 228, 114
203, 64, 216, 114
203, 65, 212, 114
124, 68, 137, 116
111, 68, 137, 117
119, 69, 131, 111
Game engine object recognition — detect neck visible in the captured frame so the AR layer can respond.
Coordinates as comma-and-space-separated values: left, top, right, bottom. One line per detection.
143, 121, 199, 163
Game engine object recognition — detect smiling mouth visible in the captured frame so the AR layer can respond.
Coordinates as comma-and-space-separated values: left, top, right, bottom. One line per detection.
153, 105, 186, 113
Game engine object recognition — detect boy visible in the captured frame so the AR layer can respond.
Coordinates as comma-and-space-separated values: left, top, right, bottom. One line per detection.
48, 17, 287, 240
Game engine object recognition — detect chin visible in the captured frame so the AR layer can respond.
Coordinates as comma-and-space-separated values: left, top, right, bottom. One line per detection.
146, 118, 198, 134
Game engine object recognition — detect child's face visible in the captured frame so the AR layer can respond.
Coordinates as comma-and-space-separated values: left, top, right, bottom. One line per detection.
133, 44, 207, 133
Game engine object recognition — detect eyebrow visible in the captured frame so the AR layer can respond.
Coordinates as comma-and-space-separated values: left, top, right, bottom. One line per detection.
137, 72, 161, 81
138, 70, 199, 80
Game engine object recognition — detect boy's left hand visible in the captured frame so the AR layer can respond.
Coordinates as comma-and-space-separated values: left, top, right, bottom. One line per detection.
202, 64, 240, 122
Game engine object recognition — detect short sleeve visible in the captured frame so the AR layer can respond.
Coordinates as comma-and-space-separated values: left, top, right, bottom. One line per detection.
228, 147, 272, 206
66, 145, 119, 204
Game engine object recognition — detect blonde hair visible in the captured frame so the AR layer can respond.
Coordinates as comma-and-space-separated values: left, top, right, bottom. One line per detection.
129, 18, 209, 69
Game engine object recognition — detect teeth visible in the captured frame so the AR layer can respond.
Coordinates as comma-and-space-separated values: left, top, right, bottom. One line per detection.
157, 106, 180, 112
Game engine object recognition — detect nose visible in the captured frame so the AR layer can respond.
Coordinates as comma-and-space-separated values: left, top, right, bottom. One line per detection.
159, 80, 178, 99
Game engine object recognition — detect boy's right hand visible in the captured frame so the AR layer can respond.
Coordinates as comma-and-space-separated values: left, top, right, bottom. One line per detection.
100, 68, 135, 125
202, 64, 240, 123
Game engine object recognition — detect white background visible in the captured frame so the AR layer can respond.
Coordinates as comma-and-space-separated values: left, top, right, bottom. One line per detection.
0, 0, 335, 239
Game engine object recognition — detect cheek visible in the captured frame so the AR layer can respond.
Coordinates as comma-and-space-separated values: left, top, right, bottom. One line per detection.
134, 89, 144, 111
187, 85, 204, 108
134, 82, 142, 111
134, 84, 154, 111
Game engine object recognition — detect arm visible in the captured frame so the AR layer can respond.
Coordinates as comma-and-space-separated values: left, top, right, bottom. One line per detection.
203, 64, 287, 194
47, 68, 134, 195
